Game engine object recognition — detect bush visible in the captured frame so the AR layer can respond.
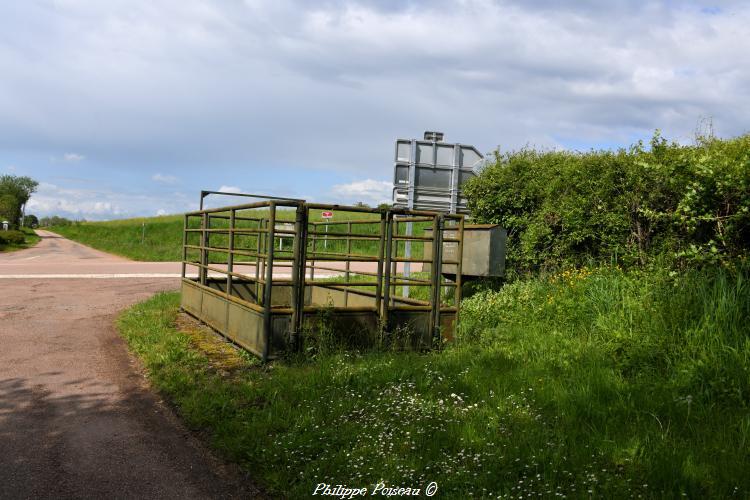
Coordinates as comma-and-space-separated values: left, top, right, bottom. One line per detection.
464, 132, 750, 275
0, 230, 26, 245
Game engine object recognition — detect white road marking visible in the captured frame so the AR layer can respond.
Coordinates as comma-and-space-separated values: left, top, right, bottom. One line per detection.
0, 272, 337, 279
0, 273, 187, 279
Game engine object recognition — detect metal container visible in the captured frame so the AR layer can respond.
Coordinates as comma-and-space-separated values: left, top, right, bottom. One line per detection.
425, 224, 506, 278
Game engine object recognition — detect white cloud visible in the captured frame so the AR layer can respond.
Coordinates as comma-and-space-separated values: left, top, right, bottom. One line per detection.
63, 153, 85, 162
156, 208, 168, 216
25, 182, 192, 220
218, 185, 242, 193
152, 173, 178, 184
2, 0, 750, 212
330, 179, 391, 205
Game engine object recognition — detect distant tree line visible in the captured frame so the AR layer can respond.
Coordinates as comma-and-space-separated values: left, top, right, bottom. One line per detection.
465, 131, 750, 275
0, 175, 38, 229
39, 216, 77, 227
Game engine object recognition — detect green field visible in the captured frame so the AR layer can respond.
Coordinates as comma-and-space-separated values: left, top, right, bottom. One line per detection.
50, 210, 428, 262
118, 265, 750, 498
50, 215, 185, 261
0, 227, 41, 253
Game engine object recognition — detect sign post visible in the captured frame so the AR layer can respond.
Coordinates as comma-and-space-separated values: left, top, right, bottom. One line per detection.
392, 132, 484, 297
321, 211, 333, 250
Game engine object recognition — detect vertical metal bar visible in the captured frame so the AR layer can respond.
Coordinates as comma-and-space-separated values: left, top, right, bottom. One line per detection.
200, 212, 208, 286
374, 212, 386, 318
382, 211, 394, 327
403, 139, 417, 297
454, 216, 464, 325
226, 209, 235, 297
262, 203, 277, 362
290, 204, 305, 351
403, 221, 412, 297
429, 215, 444, 343
450, 144, 460, 214
255, 217, 263, 302
181, 214, 188, 279
344, 220, 352, 306
310, 222, 317, 282
390, 216, 398, 306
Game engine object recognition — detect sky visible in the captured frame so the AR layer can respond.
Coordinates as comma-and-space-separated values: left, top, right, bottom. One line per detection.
1, 0, 749, 220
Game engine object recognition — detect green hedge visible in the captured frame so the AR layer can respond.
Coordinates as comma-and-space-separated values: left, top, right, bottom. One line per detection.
0, 229, 26, 245
464, 132, 750, 275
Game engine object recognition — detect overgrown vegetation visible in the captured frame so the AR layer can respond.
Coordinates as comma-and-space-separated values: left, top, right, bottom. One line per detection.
0, 175, 38, 229
465, 132, 749, 275
0, 227, 40, 252
116, 131, 748, 497
121, 264, 749, 498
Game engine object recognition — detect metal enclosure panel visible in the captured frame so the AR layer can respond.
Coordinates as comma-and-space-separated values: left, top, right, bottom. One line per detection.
425, 224, 507, 277
227, 301, 265, 357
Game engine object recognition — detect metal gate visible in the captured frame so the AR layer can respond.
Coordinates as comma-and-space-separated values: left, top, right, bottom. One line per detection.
180, 196, 464, 361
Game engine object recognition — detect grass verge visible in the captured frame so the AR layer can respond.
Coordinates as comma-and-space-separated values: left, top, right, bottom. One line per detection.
0, 227, 41, 253
118, 265, 750, 498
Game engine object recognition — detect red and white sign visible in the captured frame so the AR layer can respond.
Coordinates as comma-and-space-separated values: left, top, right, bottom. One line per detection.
321, 211, 333, 219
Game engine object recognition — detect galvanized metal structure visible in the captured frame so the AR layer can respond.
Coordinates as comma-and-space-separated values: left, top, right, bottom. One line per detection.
392, 133, 485, 214
180, 195, 464, 361
425, 224, 507, 278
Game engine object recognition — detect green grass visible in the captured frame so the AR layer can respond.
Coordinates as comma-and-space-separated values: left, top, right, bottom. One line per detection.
50, 215, 185, 261
118, 264, 750, 498
0, 227, 41, 252
50, 211, 430, 262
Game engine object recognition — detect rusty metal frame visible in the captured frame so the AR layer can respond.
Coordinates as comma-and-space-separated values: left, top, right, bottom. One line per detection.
180, 195, 464, 360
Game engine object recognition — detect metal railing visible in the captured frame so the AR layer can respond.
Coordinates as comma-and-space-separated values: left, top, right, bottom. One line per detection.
180, 196, 464, 360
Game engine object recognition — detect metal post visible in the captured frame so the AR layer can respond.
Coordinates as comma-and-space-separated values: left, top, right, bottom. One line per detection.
255, 217, 263, 302
390, 216, 398, 306
226, 210, 235, 297
374, 212, 386, 318
290, 204, 305, 351
262, 203, 277, 362
344, 221, 352, 306
200, 213, 208, 286
404, 139, 417, 297
310, 222, 317, 282
429, 215, 445, 343
454, 216, 464, 323
382, 211, 394, 326
181, 215, 188, 279
450, 144, 460, 214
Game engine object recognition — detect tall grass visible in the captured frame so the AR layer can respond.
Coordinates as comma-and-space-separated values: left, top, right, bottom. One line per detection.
51, 210, 430, 262
119, 264, 749, 497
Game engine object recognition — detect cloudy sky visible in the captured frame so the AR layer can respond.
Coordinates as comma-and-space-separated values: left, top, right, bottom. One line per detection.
2, 0, 749, 219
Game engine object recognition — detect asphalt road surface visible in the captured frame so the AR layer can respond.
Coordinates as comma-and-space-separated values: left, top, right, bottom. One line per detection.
0, 231, 260, 499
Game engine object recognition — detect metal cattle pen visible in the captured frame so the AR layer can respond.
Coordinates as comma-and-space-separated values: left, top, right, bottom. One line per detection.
179, 196, 464, 361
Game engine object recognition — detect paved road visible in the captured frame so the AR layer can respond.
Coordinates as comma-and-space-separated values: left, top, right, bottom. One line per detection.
0, 231, 260, 499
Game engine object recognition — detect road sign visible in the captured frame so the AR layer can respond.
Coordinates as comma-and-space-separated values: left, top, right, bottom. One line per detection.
392, 133, 484, 214
321, 211, 333, 219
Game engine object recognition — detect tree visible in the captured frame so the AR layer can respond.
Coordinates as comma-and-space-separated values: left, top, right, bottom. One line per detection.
0, 193, 20, 226
0, 175, 38, 227
23, 214, 39, 227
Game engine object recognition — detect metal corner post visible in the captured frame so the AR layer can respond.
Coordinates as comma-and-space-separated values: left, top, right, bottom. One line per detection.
290, 203, 307, 351
429, 215, 444, 343
261, 202, 277, 362
381, 211, 394, 328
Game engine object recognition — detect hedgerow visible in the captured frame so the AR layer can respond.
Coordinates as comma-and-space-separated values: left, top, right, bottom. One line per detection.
464, 132, 750, 275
